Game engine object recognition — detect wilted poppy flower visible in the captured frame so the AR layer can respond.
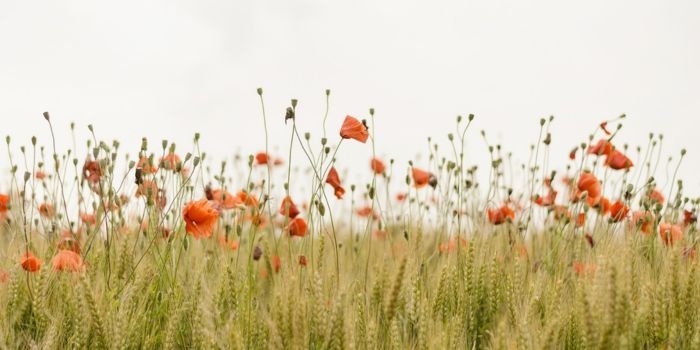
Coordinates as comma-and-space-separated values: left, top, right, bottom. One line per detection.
35, 171, 47, 180
287, 217, 308, 237
659, 223, 683, 246
20, 251, 41, 272
370, 158, 386, 175
588, 139, 613, 156
339, 115, 368, 143
609, 200, 629, 222
325, 167, 345, 199
160, 152, 182, 171
298, 255, 308, 267
683, 210, 697, 227
630, 211, 655, 235
80, 212, 96, 226
487, 205, 515, 225
51, 250, 83, 272
255, 152, 269, 165
279, 196, 300, 219
605, 149, 633, 170
600, 121, 612, 135
576, 172, 601, 202
137, 156, 158, 174
38, 203, 55, 218
182, 199, 219, 239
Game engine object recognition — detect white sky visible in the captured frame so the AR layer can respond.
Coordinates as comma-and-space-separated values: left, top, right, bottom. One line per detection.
1, 0, 699, 195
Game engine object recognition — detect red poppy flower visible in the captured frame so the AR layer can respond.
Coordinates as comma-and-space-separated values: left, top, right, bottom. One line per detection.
487, 205, 515, 225
236, 191, 259, 209
587, 139, 613, 156
339, 115, 369, 143
683, 210, 697, 227
217, 236, 240, 251
325, 167, 345, 199
609, 200, 629, 222
20, 251, 42, 272
51, 250, 83, 272
0, 194, 8, 217
38, 203, 55, 218
356, 206, 378, 220
279, 196, 300, 219
605, 149, 633, 170
160, 152, 182, 171
255, 152, 269, 165
569, 148, 577, 160
182, 199, 219, 239
370, 158, 386, 175
287, 217, 308, 237
596, 197, 612, 215
82, 159, 102, 191
659, 223, 683, 246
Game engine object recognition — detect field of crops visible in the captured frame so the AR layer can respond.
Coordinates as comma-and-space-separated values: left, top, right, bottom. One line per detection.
0, 96, 698, 349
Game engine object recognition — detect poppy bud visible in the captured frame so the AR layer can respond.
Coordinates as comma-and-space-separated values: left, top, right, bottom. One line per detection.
256, 87, 263, 95
43, 111, 50, 121
304, 132, 310, 140
468, 114, 474, 121
369, 108, 374, 116
325, 89, 330, 96
540, 118, 545, 126
253, 246, 262, 261
428, 174, 438, 189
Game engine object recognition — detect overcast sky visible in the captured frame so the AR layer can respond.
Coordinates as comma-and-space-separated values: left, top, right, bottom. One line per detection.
1, 0, 699, 195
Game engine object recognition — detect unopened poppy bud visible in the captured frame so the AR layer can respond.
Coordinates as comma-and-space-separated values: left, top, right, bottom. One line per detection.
321, 138, 327, 145
169, 143, 176, 154
324, 147, 330, 154
447, 133, 453, 141
184, 153, 192, 162
161, 140, 168, 150
72, 158, 78, 166
256, 87, 263, 96
304, 132, 310, 140
543, 133, 551, 145
194, 133, 200, 142
128, 160, 135, 169
350, 184, 356, 191
325, 89, 330, 96
428, 174, 438, 189
31, 136, 36, 146
369, 108, 374, 116
5, 136, 9, 145
539, 118, 545, 126
480, 130, 485, 137
456, 115, 462, 123
681, 149, 687, 156
193, 157, 200, 167
141, 138, 148, 151
43, 111, 50, 121
24, 171, 30, 182
468, 114, 474, 121
285, 107, 295, 123
617, 124, 622, 130
291, 99, 298, 108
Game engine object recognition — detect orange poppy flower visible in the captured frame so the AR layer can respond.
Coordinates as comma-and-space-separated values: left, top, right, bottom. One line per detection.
38, 203, 55, 218
325, 167, 345, 199
605, 149, 633, 170
51, 250, 83, 272
255, 152, 269, 165
236, 191, 259, 209
659, 223, 683, 246
396, 192, 407, 201
573, 261, 597, 277
576, 212, 586, 227
211, 189, 243, 210
609, 200, 629, 222
298, 255, 308, 267
569, 148, 577, 160
287, 217, 308, 237
487, 205, 515, 225
596, 197, 612, 215
0, 194, 8, 221
137, 156, 158, 174
412, 167, 435, 189
576, 172, 601, 202
35, 171, 47, 180
373, 230, 388, 239
647, 189, 665, 205
80, 212, 96, 226
271, 255, 282, 273
630, 210, 655, 235
339, 115, 369, 143
279, 196, 300, 219
588, 139, 613, 156
182, 199, 219, 239
160, 152, 182, 171
20, 251, 42, 272
370, 158, 386, 175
